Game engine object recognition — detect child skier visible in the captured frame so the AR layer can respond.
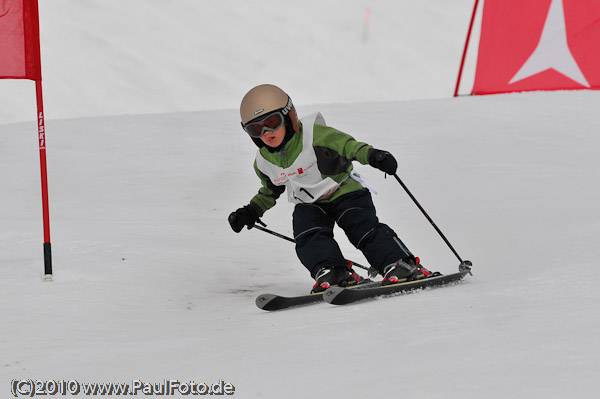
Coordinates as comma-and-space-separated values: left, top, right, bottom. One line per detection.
228, 84, 425, 293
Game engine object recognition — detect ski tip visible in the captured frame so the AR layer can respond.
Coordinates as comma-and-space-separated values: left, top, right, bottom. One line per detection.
255, 294, 278, 310
322, 286, 345, 304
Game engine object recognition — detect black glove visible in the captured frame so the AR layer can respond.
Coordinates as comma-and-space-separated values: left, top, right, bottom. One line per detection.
228, 204, 260, 233
368, 148, 398, 175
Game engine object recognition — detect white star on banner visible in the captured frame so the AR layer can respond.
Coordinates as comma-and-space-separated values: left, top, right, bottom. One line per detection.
509, 0, 590, 87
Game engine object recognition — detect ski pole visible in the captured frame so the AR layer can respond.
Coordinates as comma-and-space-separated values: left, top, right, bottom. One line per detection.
252, 223, 294, 243
392, 173, 472, 274
251, 223, 378, 277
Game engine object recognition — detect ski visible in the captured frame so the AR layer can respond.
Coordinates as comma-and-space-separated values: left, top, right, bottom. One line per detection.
255, 291, 325, 311
255, 280, 381, 311
323, 270, 470, 305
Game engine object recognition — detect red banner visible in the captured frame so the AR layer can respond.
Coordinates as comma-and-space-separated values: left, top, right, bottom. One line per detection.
472, 0, 600, 95
0, 0, 41, 80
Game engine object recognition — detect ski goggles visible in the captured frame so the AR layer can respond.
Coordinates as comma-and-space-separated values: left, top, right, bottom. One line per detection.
242, 111, 285, 138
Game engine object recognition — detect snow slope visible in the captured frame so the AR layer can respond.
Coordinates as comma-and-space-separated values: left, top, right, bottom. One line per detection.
2, 1, 600, 398
0, 0, 477, 124
2, 90, 600, 398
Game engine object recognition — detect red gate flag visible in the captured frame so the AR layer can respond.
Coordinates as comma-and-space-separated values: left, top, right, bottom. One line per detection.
0, 0, 51, 280
0, 0, 41, 80
472, 0, 600, 95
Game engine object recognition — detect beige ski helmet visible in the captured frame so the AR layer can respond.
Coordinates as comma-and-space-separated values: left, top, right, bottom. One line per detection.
240, 84, 299, 133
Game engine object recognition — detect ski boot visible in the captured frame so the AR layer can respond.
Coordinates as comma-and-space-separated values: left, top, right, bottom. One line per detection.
311, 264, 365, 294
382, 258, 426, 285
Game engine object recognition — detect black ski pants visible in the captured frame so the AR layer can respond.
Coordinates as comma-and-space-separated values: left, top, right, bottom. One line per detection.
292, 189, 414, 278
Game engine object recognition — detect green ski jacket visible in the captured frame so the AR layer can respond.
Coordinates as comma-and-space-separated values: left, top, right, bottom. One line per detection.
250, 113, 373, 216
